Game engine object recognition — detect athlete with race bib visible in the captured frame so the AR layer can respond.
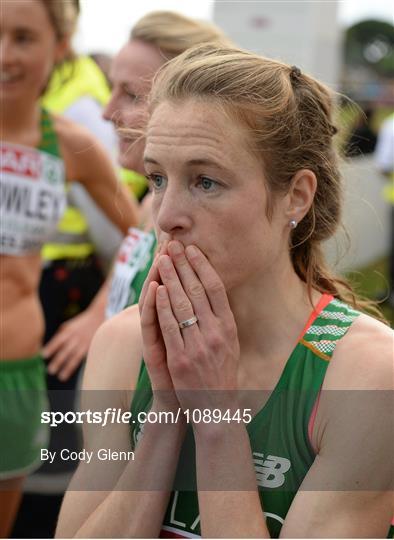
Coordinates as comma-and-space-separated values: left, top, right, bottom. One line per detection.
0, 1, 138, 535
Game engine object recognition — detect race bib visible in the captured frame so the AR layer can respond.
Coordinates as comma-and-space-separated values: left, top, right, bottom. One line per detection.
0, 142, 66, 255
106, 228, 155, 318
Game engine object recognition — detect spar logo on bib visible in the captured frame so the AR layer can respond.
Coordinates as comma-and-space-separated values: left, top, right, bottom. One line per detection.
1, 145, 41, 179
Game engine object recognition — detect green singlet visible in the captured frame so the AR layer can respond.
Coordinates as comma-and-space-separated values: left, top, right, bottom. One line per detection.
38, 107, 62, 157
129, 294, 391, 538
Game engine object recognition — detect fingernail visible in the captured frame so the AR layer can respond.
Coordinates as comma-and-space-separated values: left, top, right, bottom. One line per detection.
47, 366, 55, 374
170, 241, 183, 255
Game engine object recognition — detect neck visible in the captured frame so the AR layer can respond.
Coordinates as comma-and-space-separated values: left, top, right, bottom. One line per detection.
1, 99, 41, 139
228, 251, 321, 359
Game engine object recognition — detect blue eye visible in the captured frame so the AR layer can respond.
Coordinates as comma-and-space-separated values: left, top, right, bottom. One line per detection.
146, 173, 166, 191
198, 177, 217, 192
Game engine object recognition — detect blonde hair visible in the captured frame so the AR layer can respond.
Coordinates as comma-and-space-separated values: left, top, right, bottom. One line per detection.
130, 11, 232, 59
148, 44, 384, 319
41, 0, 78, 39
38, 0, 79, 95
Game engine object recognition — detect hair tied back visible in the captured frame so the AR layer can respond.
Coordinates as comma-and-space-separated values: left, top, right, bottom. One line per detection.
289, 65, 302, 84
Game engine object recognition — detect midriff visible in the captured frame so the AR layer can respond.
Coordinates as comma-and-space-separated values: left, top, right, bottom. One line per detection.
1, 254, 44, 359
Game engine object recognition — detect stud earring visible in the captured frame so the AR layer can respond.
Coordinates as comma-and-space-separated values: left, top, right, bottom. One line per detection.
289, 219, 297, 229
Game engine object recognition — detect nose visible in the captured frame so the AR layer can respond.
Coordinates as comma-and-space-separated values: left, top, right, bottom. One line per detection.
103, 93, 120, 124
155, 184, 193, 237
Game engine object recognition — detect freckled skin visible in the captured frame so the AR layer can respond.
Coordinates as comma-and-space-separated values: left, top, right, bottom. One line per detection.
145, 100, 289, 293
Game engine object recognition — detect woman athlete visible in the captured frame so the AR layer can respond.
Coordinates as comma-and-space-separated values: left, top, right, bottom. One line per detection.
44, 11, 230, 376
0, 0, 138, 535
57, 45, 393, 538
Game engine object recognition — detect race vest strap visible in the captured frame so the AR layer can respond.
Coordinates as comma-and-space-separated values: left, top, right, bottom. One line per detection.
37, 109, 94, 261
38, 108, 61, 158
300, 298, 361, 359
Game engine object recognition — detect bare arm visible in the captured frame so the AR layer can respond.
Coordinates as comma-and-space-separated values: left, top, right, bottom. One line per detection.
43, 117, 141, 379
61, 412, 186, 538
57, 116, 140, 234
195, 423, 269, 538
57, 249, 186, 538
280, 318, 394, 538
56, 308, 186, 538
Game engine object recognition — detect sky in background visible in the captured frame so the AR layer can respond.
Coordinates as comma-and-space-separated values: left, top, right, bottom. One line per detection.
75, 0, 394, 54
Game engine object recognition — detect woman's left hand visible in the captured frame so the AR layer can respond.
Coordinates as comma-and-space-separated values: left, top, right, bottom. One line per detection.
155, 240, 240, 418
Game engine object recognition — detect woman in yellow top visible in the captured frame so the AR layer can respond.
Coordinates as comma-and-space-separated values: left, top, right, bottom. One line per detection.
0, 0, 138, 535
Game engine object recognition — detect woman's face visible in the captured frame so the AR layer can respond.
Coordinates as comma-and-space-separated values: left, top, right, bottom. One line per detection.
0, 0, 65, 104
144, 100, 289, 292
103, 39, 165, 173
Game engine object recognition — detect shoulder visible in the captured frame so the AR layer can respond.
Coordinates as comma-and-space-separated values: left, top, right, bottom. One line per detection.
323, 312, 393, 391
313, 312, 393, 464
52, 114, 110, 181
83, 304, 143, 391
53, 113, 97, 153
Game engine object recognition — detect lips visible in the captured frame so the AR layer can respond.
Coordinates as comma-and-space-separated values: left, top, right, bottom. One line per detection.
0, 72, 23, 83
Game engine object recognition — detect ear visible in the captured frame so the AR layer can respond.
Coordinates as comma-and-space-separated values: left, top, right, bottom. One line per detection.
284, 169, 317, 224
54, 36, 72, 64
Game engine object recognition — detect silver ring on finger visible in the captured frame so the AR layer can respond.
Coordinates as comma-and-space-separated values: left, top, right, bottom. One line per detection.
178, 315, 198, 329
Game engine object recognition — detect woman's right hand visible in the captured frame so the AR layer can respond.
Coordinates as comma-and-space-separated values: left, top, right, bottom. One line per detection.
139, 241, 180, 412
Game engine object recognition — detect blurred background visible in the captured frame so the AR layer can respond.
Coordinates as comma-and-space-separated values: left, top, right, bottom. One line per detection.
10, 1, 393, 537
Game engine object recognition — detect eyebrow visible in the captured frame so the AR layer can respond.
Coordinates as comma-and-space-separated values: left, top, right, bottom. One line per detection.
144, 156, 228, 171
14, 27, 37, 34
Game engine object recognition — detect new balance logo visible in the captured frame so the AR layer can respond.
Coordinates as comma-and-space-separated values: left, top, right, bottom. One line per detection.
253, 452, 291, 488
